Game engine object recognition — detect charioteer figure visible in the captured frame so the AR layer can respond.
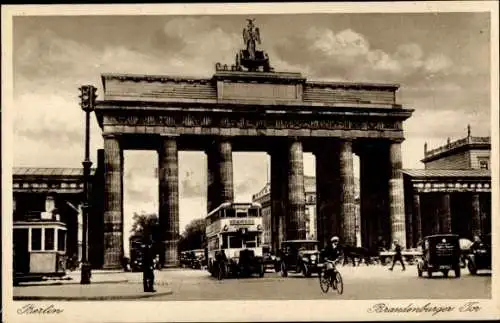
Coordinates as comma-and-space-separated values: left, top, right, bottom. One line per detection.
243, 19, 261, 60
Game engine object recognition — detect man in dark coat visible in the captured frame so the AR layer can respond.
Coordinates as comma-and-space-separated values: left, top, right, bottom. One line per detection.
142, 239, 156, 292
389, 239, 405, 271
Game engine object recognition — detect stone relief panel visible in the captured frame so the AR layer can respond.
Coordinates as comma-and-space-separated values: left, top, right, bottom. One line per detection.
105, 113, 403, 132
221, 82, 300, 101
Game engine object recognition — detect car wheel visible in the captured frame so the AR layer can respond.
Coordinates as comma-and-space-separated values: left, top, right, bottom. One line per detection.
442, 270, 449, 278
259, 264, 265, 278
274, 263, 280, 273
427, 269, 432, 278
303, 264, 311, 278
467, 261, 477, 275
454, 266, 461, 278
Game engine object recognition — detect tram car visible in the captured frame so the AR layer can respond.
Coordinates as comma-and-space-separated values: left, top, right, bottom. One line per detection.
13, 220, 67, 285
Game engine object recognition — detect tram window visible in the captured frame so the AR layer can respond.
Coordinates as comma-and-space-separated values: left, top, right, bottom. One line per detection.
58, 230, 66, 251
228, 236, 243, 248
237, 211, 247, 218
31, 228, 42, 251
248, 208, 258, 217
222, 236, 228, 249
45, 228, 55, 251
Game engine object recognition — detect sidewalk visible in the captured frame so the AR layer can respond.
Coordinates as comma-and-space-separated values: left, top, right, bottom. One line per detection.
13, 270, 173, 300
13, 282, 173, 301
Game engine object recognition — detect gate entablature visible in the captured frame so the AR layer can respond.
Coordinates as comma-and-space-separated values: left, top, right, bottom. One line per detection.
95, 71, 412, 141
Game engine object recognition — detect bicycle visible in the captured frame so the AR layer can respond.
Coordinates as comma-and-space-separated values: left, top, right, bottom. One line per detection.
319, 259, 343, 294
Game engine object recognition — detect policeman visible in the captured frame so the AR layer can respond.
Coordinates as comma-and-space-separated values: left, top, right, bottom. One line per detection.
142, 239, 156, 292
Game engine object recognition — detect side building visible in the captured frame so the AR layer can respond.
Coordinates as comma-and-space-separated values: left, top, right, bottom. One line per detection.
402, 126, 491, 248
12, 150, 106, 269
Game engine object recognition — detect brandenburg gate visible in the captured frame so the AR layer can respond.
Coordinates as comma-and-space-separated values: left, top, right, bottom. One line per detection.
93, 21, 413, 268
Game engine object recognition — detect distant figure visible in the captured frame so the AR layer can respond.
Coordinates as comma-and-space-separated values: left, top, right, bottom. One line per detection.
153, 254, 161, 270
389, 240, 405, 271
142, 240, 156, 292
470, 235, 482, 250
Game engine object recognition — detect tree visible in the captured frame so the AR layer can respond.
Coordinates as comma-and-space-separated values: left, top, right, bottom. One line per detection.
178, 218, 206, 251
130, 212, 161, 242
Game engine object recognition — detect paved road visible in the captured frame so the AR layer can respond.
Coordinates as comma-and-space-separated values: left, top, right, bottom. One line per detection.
146, 265, 491, 300
13, 265, 491, 301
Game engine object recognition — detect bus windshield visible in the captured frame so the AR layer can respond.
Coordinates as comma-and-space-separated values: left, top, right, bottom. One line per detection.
220, 233, 261, 249
248, 208, 259, 217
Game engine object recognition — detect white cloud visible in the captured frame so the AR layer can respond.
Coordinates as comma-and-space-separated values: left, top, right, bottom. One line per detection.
309, 28, 370, 58
424, 53, 453, 74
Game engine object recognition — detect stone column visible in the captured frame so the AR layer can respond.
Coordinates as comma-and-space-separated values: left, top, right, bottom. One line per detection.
158, 136, 180, 267
471, 193, 481, 238
315, 143, 341, 249
218, 139, 234, 204
103, 135, 123, 269
339, 140, 356, 246
389, 141, 406, 247
440, 193, 452, 234
286, 139, 306, 240
206, 138, 234, 212
206, 150, 217, 213
413, 194, 422, 245
270, 145, 288, 252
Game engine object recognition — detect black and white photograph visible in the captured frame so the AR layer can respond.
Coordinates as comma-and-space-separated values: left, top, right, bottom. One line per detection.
1, 2, 499, 322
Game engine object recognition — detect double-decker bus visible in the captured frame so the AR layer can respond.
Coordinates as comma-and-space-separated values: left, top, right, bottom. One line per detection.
205, 202, 265, 279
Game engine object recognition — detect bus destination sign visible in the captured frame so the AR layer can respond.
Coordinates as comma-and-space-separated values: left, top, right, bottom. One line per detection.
229, 219, 255, 226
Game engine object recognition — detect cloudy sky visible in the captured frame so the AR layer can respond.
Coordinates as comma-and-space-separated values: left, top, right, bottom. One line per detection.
11, 12, 491, 250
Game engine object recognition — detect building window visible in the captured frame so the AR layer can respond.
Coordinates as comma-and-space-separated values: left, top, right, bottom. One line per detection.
479, 158, 489, 170
31, 228, 42, 251
45, 228, 55, 251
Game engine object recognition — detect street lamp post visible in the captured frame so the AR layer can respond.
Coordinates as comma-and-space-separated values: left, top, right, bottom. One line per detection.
79, 85, 97, 284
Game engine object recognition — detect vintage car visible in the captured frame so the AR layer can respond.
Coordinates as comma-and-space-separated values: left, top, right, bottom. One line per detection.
277, 240, 321, 277
417, 234, 461, 278
466, 234, 491, 275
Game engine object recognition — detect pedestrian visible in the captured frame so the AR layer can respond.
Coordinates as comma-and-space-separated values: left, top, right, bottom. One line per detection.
389, 239, 405, 271
142, 239, 156, 292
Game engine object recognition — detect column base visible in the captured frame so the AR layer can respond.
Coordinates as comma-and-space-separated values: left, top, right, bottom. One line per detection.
163, 240, 179, 267
103, 232, 123, 270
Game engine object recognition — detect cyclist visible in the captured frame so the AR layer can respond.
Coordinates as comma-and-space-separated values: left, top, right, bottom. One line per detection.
322, 236, 342, 277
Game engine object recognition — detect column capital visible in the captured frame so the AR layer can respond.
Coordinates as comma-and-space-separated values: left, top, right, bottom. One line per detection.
339, 138, 354, 144
159, 133, 179, 138
102, 133, 119, 140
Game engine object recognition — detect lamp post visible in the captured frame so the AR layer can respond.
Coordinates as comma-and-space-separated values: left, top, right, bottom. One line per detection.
79, 85, 97, 284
